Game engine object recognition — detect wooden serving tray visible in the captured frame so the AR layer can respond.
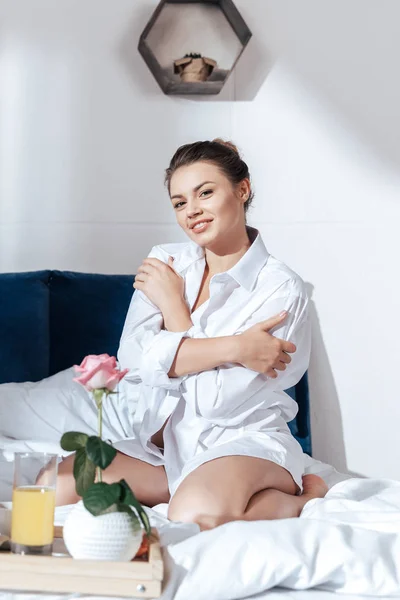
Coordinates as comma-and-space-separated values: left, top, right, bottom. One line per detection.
0, 527, 163, 598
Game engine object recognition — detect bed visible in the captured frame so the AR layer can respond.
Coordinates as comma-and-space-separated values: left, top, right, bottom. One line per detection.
1, 272, 400, 598
2, 441, 400, 600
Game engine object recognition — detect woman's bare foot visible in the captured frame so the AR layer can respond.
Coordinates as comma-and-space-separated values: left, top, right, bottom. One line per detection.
301, 473, 329, 500
289, 474, 329, 518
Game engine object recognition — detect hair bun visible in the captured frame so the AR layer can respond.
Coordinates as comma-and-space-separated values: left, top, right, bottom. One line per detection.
212, 138, 240, 156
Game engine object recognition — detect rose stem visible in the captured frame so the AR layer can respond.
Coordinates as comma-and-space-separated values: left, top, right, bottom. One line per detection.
97, 394, 103, 483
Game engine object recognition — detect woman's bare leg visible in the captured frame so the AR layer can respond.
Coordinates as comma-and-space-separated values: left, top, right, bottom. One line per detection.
54, 451, 170, 507
168, 457, 328, 530
242, 474, 328, 521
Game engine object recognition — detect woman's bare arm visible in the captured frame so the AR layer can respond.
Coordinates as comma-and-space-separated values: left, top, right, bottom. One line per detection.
162, 299, 193, 332
168, 313, 295, 378
133, 256, 296, 381
162, 303, 241, 376
168, 336, 239, 377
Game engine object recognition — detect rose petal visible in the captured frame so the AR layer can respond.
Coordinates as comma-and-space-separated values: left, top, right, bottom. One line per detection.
73, 363, 103, 390
104, 373, 120, 391
87, 371, 110, 389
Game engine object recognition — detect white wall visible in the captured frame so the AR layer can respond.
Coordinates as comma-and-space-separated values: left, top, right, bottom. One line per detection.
233, 0, 400, 479
0, 0, 234, 273
1, 0, 400, 480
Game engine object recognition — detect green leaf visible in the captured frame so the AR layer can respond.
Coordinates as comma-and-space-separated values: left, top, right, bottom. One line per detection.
119, 479, 151, 537
73, 447, 96, 497
86, 436, 117, 469
116, 504, 142, 531
83, 482, 121, 516
60, 431, 89, 452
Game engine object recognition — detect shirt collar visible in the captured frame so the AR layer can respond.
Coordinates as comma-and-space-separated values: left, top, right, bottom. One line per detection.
182, 226, 269, 292
227, 227, 269, 291
173, 240, 204, 275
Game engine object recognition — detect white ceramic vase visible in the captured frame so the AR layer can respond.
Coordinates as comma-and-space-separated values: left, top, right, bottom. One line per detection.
63, 501, 143, 561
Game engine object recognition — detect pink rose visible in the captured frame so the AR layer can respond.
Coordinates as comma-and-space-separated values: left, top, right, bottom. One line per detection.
73, 354, 129, 392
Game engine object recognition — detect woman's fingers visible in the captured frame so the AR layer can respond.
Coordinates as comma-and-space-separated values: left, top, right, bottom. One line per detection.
142, 257, 171, 271
142, 258, 163, 267
280, 351, 292, 364
138, 257, 177, 277
274, 361, 287, 371
266, 368, 278, 379
282, 340, 296, 354
133, 273, 149, 290
260, 311, 288, 331
137, 264, 155, 276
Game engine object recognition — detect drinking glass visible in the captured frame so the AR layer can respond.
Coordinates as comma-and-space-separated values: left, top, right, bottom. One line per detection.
11, 452, 58, 555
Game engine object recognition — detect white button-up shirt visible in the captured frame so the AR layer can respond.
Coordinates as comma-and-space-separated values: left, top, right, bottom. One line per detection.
117, 227, 310, 493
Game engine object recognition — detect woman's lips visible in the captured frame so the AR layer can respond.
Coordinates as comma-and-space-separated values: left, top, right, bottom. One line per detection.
191, 220, 212, 234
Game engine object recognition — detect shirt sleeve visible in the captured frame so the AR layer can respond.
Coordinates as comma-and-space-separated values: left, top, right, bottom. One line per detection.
179, 290, 311, 427
117, 246, 190, 390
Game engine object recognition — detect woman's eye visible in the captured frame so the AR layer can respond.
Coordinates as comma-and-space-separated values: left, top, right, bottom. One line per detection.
174, 201, 186, 209
200, 189, 213, 198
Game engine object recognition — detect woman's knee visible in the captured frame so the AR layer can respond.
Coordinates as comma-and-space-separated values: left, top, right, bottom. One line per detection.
168, 490, 243, 530
53, 451, 170, 508
52, 454, 80, 506
168, 504, 241, 530
102, 452, 170, 507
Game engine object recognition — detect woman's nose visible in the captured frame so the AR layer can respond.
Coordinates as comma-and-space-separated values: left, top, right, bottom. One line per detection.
186, 203, 202, 218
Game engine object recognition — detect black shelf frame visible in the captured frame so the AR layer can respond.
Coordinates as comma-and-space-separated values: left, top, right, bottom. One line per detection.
138, 0, 252, 95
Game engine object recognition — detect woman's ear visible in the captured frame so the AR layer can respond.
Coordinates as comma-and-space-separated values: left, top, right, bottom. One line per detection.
238, 179, 251, 204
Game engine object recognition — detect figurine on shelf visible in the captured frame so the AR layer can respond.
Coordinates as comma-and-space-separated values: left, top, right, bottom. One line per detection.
173, 53, 217, 82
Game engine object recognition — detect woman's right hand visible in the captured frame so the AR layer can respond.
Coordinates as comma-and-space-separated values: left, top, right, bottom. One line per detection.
236, 312, 296, 378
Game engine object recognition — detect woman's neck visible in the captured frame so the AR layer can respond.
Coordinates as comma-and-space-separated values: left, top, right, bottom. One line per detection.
205, 228, 251, 276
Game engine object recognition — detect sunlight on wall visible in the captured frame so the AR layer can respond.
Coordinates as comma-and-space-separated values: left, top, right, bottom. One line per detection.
0, 37, 25, 222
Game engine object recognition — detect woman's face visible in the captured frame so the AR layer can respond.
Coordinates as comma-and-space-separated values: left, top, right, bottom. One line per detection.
169, 161, 249, 249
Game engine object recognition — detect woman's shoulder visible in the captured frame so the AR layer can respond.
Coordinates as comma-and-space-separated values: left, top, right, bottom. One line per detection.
259, 255, 308, 299
147, 242, 198, 263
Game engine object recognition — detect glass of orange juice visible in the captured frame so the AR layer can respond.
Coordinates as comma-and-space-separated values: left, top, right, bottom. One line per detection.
11, 452, 58, 555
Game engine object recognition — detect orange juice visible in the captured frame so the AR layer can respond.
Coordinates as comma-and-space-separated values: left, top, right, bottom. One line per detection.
11, 486, 55, 547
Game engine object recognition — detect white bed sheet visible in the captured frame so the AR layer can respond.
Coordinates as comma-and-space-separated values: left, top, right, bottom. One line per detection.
0, 591, 388, 600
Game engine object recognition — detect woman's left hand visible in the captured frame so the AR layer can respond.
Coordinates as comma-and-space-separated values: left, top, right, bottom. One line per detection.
134, 256, 185, 314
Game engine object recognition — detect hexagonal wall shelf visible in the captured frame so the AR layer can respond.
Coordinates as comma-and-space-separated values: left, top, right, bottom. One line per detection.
138, 0, 252, 95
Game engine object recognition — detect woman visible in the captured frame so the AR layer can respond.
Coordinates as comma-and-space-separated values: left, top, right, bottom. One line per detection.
54, 138, 328, 529
1, 139, 327, 529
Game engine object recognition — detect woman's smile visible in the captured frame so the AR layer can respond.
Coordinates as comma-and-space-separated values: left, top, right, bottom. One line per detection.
190, 219, 213, 234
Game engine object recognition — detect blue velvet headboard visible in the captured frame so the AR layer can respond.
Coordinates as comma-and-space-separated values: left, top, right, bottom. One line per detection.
0, 270, 311, 455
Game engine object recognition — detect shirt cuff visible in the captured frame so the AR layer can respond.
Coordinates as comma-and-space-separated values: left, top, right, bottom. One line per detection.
184, 324, 208, 339
139, 329, 187, 390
